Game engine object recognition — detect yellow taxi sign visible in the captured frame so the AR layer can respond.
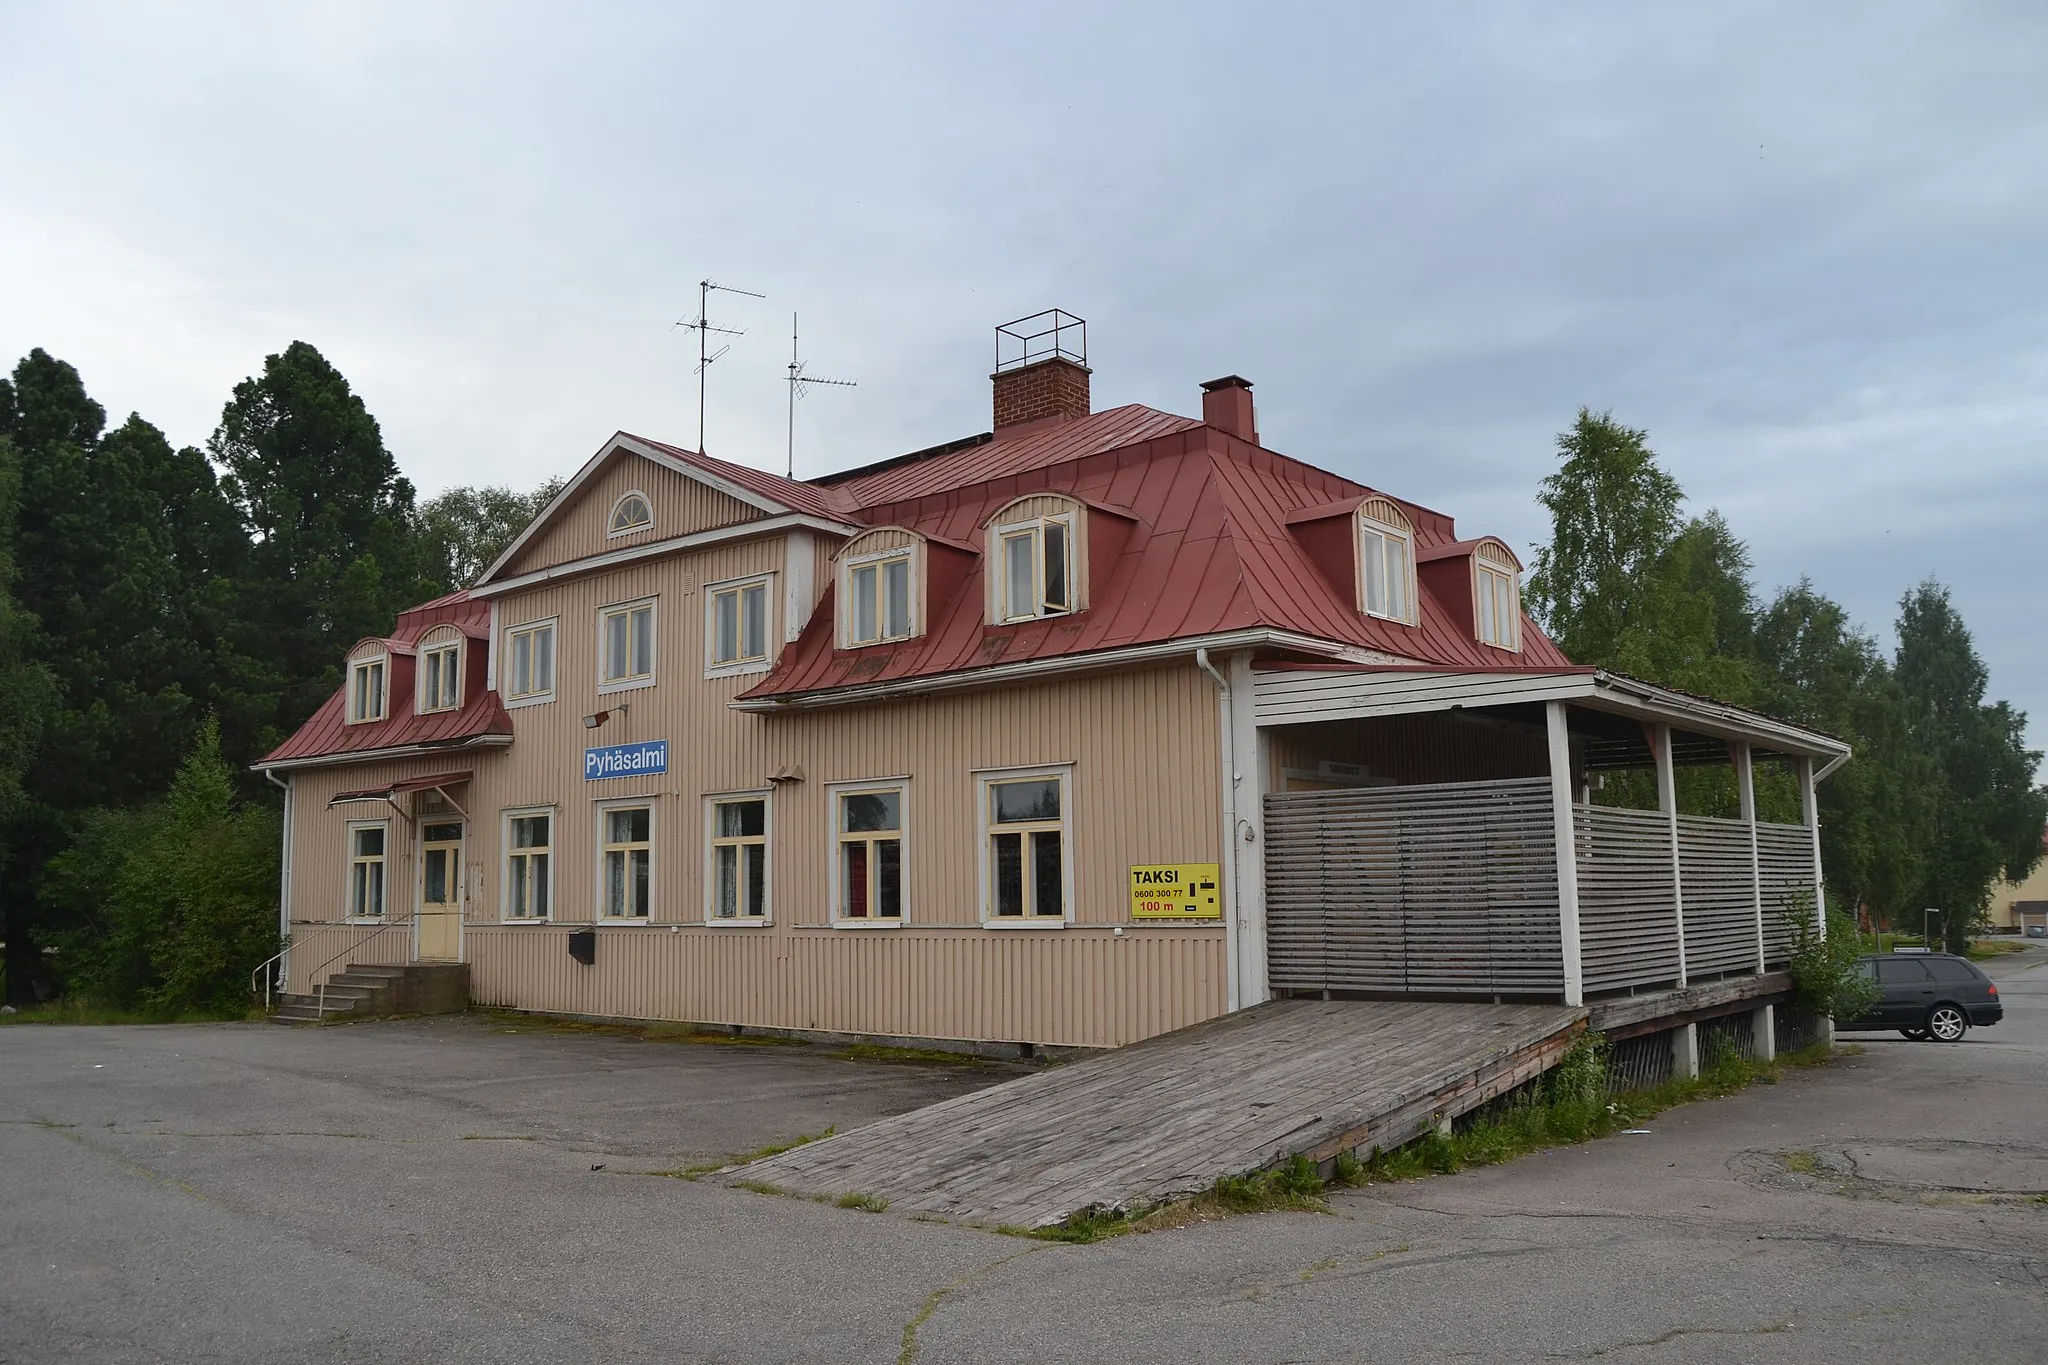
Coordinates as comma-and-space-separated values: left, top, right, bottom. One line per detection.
1129, 863, 1223, 920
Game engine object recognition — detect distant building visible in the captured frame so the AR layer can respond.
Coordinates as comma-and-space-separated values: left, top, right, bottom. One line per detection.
258, 312, 1847, 1049
1988, 826, 2048, 932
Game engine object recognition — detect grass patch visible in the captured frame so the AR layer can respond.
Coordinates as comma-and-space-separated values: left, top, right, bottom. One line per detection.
1781, 1149, 1821, 1175
835, 1190, 890, 1212
481, 1010, 802, 1048
0, 1000, 259, 1026
1967, 940, 2027, 961
654, 1125, 836, 1180
830, 1043, 998, 1068
732, 1179, 788, 1197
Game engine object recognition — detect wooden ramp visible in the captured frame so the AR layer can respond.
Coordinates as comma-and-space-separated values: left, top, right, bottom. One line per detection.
729, 999, 1585, 1228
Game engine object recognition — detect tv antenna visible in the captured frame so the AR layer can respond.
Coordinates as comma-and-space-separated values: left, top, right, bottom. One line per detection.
674, 279, 765, 453
785, 312, 856, 478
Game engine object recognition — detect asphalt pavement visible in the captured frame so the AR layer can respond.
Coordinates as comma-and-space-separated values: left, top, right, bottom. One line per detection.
4, 950, 2045, 1364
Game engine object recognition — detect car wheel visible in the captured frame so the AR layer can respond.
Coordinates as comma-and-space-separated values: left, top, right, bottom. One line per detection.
1925, 1005, 1969, 1042
1900, 1027, 1929, 1040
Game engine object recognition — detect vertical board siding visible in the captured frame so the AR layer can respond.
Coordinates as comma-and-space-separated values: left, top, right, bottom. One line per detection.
462, 924, 1223, 1049
284, 528, 1230, 1047
1755, 821, 1814, 967
1676, 815, 1760, 977
503, 455, 762, 577
1573, 805, 1684, 992
1264, 777, 1563, 996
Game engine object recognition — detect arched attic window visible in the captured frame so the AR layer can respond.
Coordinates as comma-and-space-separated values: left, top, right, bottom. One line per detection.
1474, 539, 1523, 651
838, 528, 922, 647
986, 494, 1083, 623
608, 491, 653, 537
345, 641, 390, 725
416, 624, 464, 714
1357, 498, 1415, 624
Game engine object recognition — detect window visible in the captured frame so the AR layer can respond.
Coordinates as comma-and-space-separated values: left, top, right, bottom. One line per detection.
843, 550, 914, 646
1876, 958, 1930, 985
420, 639, 461, 713
347, 657, 387, 723
706, 575, 772, 675
834, 784, 904, 921
599, 803, 653, 919
707, 796, 768, 922
505, 620, 556, 703
979, 769, 1071, 922
504, 810, 552, 920
994, 516, 1074, 622
599, 599, 656, 688
347, 823, 387, 919
1357, 499, 1414, 623
608, 491, 652, 536
1475, 552, 1520, 650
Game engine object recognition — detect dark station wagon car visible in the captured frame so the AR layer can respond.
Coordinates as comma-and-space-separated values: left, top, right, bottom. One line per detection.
1838, 952, 2003, 1041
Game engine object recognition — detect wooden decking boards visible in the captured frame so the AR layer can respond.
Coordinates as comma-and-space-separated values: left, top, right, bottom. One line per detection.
728, 999, 1586, 1228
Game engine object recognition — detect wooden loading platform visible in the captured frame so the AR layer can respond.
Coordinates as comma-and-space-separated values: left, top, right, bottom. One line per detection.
729, 998, 1587, 1229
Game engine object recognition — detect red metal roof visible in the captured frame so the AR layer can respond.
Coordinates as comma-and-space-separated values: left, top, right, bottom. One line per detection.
261, 593, 511, 766
329, 771, 475, 804
742, 425, 1570, 702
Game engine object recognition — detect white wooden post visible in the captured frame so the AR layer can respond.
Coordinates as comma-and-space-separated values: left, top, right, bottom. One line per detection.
1797, 757, 1826, 934
1654, 722, 1688, 988
1229, 652, 1267, 1009
1547, 701, 1584, 1007
1734, 740, 1765, 974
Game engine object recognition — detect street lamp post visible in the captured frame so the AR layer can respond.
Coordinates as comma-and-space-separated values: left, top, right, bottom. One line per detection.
1923, 907, 1942, 953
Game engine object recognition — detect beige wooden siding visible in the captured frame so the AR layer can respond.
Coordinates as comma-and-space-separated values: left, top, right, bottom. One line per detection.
838, 526, 918, 557
282, 530, 1231, 1047
501, 453, 763, 578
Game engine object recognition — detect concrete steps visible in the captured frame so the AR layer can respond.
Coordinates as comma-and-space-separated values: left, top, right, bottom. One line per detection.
269, 962, 469, 1024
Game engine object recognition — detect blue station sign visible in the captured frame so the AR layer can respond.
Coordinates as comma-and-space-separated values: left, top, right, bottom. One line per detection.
584, 739, 669, 782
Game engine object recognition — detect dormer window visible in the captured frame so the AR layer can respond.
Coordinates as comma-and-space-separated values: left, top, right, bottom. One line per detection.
347, 656, 387, 724
1475, 541, 1522, 650
607, 491, 652, 537
839, 534, 919, 647
994, 514, 1074, 622
1357, 498, 1415, 623
419, 637, 461, 713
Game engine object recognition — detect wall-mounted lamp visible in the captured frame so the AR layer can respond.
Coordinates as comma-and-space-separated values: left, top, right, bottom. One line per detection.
582, 704, 629, 730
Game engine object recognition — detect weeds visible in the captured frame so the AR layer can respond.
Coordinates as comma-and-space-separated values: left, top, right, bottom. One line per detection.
836, 1191, 889, 1212
654, 1125, 836, 1180
0, 1000, 261, 1026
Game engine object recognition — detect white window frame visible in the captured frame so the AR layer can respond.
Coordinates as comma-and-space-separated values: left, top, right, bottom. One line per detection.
990, 513, 1078, 624
594, 798, 657, 922
346, 654, 388, 724
501, 806, 556, 923
1475, 559, 1522, 651
503, 617, 558, 708
1357, 507, 1416, 625
703, 790, 772, 925
975, 764, 1075, 928
703, 572, 776, 679
827, 778, 909, 927
839, 547, 917, 648
597, 596, 658, 694
607, 490, 653, 538
344, 819, 390, 923
418, 638, 463, 714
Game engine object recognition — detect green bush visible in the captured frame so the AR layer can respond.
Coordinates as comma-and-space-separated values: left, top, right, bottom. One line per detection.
1783, 892, 1880, 1021
48, 720, 279, 1016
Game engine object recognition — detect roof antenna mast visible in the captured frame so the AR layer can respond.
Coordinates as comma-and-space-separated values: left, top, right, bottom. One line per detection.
675, 279, 765, 453
786, 312, 856, 479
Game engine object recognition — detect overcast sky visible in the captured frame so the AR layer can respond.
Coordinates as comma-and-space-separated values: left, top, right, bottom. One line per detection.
3, 2, 2043, 749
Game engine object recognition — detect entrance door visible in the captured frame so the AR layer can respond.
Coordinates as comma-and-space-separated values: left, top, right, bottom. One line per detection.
418, 821, 465, 961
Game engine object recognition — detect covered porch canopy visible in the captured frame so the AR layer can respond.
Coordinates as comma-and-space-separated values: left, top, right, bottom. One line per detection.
1251, 667, 1852, 1008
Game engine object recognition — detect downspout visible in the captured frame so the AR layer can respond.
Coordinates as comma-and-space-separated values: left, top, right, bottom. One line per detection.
1195, 648, 1242, 1013
265, 768, 293, 997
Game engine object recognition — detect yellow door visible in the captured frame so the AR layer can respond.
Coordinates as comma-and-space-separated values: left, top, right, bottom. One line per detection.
418, 822, 464, 961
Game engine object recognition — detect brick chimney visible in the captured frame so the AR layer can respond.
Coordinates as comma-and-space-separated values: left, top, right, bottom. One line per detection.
992, 310, 1091, 429
993, 356, 1092, 429
1200, 375, 1257, 443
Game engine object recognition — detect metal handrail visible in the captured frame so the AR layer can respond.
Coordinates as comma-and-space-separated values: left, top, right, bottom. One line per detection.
313, 917, 411, 1021
250, 917, 412, 1019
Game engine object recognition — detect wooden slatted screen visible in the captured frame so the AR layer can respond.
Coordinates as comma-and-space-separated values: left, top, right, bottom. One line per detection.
1676, 815, 1759, 976
1264, 777, 1563, 997
1755, 821, 1815, 968
1572, 805, 1682, 993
